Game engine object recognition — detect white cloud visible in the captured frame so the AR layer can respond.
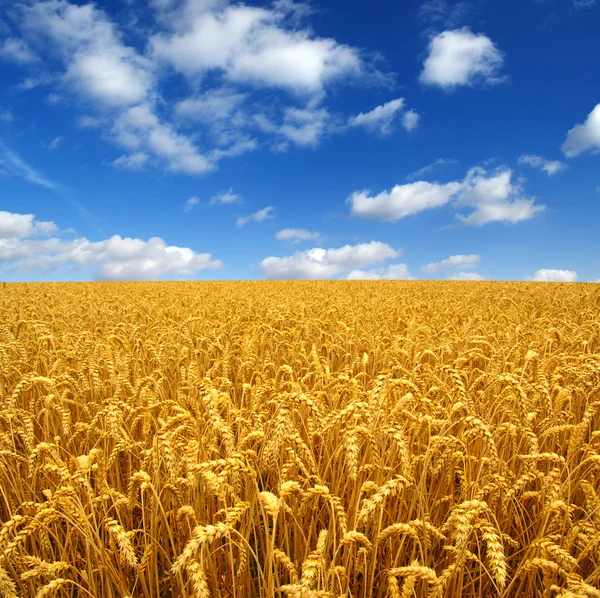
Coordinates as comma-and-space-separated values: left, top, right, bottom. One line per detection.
526, 269, 578, 282
275, 228, 320, 243
518, 154, 565, 176
176, 88, 248, 123
422, 253, 480, 273
236, 206, 275, 227
77, 115, 103, 129
20, 2, 218, 176
42, 136, 65, 151
419, 0, 476, 28
0, 211, 58, 239
0, 210, 222, 280
0, 38, 38, 63
420, 28, 504, 88
8, 0, 397, 174
210, 188, 242, 205
447, 271, 486, 280
112, 152, 149, 171
346, 263, 413, 280
276, 107, 330, 146
349, 181, 462, 222
561, 104, 600, 157
261, 241, 400, 279
46, 93, 62, 105
349, 166, 545, 226
0, 110, 13, 123
112, 104, 213, 174
407, 158, 458, 181
184, 197, 200, 213
25, 0, 152, 107
456, 167, 545, 225
23, 2, 153, 108
17, 75, 51, 90
0, 143, 56, 189
572, 0, 597, 8
150, 1, 363, 95
402, 110, 420, 132
349, 98, 416, 135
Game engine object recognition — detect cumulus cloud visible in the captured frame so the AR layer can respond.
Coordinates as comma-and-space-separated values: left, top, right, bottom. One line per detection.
7, 0, 397, 174
420, 28, 504, 88
275, 228, 320, 243
456, 167, 545, 225
447, 271, 486, 280
18, 1, 226, 175
422, 253, 480, 273
0, 210, 222, 280
349, 181, 463, 222
349, 98, 418, 135
349, 166, 545, 226
561, 104, 600, 157
236, 206, 275, 227
184, 196, 200, 213
346, 263, 413, 280
23, 1, 153, 108
518, 154, 565, 176
260, 241, 400, 279
526, 269, 578, 282
0, 211, 58, 239
150, 0, 363, 95
210, 188, 242, 205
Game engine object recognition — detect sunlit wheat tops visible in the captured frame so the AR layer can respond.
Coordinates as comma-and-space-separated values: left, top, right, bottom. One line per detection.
1, 280, 600, 597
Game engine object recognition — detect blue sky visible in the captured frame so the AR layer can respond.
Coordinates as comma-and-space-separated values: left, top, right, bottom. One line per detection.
0, 0, 599, 282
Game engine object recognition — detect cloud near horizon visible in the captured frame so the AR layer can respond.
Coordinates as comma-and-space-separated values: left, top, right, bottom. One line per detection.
0, 210, 222, 280
260, 241, 400, 279
349, 166, 545, 226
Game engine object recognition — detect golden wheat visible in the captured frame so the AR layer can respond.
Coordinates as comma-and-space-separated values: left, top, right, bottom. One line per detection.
0, 280, 599, 596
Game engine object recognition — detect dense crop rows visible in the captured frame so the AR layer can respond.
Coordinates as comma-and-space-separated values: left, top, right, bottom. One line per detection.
1, 281, 600, 598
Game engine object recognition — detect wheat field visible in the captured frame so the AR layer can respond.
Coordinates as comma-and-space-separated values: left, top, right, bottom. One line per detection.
1, 281, 599, 598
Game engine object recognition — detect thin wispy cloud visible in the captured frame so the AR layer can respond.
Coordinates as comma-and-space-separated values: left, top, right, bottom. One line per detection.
42, 136, 65, 151
210, 188, 243, 205
518, 154, 565, 176
348, 98, 419, 135
407, 158, 458, 180
236, 206, 275, 227
0, 142, 57, 189
276, 228, 320, 243
184, 197, 200, 213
